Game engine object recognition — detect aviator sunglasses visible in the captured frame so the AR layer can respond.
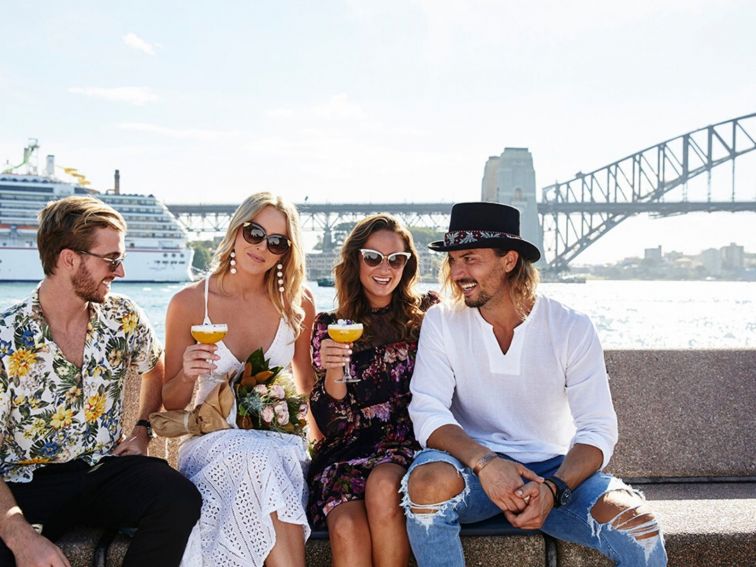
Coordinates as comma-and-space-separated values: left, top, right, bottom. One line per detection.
241, 222, 291, 255
359, 248, 412, 269
76, 250, 126, 272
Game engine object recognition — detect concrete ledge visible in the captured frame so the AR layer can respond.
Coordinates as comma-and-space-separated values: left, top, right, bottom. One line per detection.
305, 535, 548, 567
557, 483, 756, 567
104, 533, 131, 567
56, 528, 102, 567
605, 349, 756, 479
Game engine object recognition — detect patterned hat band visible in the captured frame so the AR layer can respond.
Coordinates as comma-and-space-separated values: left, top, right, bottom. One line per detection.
443, 230, 522, 247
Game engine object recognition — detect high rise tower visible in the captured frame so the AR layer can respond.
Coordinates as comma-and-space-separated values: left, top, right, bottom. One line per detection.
481, 147, 544, 262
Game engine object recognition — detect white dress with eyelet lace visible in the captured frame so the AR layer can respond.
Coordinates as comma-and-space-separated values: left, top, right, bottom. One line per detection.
178, 278, 310, 567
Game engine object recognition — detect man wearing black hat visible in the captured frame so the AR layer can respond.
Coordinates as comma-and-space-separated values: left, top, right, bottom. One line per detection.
400, 202, 667, 566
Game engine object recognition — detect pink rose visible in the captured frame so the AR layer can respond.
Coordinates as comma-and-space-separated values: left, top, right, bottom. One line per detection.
261, 405, 275, 423
271, 385, 286, 399
254, 384, 268, 395
274, 401, 289, 425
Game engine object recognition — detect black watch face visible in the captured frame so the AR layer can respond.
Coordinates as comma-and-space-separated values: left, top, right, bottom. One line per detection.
559, 487, 573, 507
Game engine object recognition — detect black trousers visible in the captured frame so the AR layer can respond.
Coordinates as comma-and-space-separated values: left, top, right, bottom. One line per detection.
0, 455, 201, 567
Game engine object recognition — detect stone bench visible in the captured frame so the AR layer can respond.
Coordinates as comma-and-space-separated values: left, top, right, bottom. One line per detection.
57, 349, 756, 566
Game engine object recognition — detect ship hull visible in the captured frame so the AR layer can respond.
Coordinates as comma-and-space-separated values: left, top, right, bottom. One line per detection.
0, 246, 193, 282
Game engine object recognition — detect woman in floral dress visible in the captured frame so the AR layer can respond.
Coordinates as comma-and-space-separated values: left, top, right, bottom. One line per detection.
309, 214, 439, 567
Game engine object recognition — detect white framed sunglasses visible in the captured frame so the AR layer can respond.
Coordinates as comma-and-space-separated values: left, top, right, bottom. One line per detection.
359, 248, 412, 269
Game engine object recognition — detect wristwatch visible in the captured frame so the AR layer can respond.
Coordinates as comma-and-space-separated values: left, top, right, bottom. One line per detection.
544, 476, 572, 508
135, 419, 155, 439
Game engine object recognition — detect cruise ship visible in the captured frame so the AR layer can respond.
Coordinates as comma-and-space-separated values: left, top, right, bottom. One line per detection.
0, 141, 193, 282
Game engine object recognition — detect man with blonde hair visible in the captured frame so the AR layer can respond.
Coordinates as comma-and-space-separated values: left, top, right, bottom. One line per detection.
402, 202, 667, 566
0, 196, 200, 566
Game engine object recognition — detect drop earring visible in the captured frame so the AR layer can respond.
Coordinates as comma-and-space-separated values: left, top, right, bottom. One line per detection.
276, 263, 284, 301
230, 251, 237, 275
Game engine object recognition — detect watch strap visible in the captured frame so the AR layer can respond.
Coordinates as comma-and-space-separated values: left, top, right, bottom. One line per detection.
544, 475, 569, 507
135, 419, 154, 437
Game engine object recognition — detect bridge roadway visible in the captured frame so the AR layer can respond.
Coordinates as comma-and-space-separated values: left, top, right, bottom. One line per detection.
167, 202, 454, 216
167, 200, 756, 219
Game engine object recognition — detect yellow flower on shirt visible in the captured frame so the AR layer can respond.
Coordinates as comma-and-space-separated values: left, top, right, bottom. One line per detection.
122, 312, 138, 334
8, 349, 36, 378
85, 393, 106, 422
50, 407, 74, 429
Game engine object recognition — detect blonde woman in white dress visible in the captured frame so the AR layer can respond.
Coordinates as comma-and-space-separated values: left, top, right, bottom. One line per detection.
162, 192, 316, 567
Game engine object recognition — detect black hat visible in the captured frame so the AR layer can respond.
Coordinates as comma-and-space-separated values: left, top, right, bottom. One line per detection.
429, 202, 541, 262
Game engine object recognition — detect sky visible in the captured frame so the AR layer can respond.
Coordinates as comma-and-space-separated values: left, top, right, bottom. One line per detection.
1, 0, 755, 264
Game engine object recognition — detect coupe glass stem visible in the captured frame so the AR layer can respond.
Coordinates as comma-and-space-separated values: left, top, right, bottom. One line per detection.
336, 351, 360, 383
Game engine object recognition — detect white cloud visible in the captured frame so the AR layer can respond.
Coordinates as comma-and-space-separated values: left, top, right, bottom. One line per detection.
123, 32, 156, 55
68, 86, 158, 105
314, 94, 368, 120
118, 122, 237, 141
266, 94, 368, 122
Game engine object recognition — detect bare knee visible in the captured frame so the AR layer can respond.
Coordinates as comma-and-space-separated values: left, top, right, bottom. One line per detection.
407, 462, 464, 509
365, 465, 404, 519
591, 489, 661, 541
327, 503, 370, 545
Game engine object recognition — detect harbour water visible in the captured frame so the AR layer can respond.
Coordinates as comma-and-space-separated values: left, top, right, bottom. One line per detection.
0, 280, 753, 349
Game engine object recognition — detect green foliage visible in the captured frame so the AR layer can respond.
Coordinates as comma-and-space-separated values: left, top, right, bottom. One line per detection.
408, 226, 444, 247
190, 241, 215, 271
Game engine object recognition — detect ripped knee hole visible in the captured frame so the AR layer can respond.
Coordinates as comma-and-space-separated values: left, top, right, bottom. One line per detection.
591, 489, 660, 541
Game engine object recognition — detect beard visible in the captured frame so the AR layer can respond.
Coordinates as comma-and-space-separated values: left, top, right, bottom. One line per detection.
464, 290, 492, 308
72, 263, 108, 303
457, 278, 492, 308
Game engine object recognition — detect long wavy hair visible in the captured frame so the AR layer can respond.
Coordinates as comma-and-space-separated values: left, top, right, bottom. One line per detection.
210, 192, 306, 336
441, 249, 539, 320
334, 214, 425, 343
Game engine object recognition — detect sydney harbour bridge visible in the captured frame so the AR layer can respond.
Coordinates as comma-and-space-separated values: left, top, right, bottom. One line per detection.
168, 112, 756, 273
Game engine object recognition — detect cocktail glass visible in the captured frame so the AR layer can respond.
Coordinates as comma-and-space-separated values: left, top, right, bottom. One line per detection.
191, 323, 228, 380
327, 321, 364, 383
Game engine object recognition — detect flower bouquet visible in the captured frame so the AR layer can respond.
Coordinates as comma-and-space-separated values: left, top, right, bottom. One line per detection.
234, 347, 308, 436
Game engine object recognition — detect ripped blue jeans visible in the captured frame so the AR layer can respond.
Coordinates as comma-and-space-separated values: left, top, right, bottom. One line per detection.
401, 449, 667, 567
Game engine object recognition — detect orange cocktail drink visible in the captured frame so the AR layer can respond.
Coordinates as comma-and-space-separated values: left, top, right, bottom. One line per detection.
327, 321, 363, 383
191, 323, 228, 345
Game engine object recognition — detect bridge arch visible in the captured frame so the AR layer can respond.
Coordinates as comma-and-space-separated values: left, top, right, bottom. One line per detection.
540, 112, 756, 271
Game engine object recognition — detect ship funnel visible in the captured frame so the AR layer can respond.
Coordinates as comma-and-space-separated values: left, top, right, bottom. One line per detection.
114, 169, 120, 195
46, 155, 55, 176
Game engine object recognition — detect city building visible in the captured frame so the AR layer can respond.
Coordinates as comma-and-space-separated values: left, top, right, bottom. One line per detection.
721, 242, 745, 270
480, 147, 544, 263
644, 246, 663, 263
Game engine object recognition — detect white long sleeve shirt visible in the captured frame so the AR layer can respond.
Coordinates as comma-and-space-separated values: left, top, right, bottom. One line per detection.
409, 295, 618, 469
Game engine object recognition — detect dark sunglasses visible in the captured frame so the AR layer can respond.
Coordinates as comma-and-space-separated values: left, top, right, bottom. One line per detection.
76, 250, 126, 272
241, 222, 291, 255
359, 248, 412, 269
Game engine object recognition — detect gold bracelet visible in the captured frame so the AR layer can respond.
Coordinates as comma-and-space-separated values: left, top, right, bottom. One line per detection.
472, 451, 498, 475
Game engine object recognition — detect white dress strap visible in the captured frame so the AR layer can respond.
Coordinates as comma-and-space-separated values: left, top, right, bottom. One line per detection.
203, 277, 211, 324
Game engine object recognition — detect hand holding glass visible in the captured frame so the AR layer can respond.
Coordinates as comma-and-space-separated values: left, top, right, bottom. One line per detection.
327, 322, 364, 383
190, 324, 228, 380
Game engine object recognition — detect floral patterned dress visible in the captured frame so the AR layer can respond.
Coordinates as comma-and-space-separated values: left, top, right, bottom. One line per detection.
307, 293, 439, 527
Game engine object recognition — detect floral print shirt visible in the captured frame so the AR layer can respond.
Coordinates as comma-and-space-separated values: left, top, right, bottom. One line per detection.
0, 289, 162, 483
